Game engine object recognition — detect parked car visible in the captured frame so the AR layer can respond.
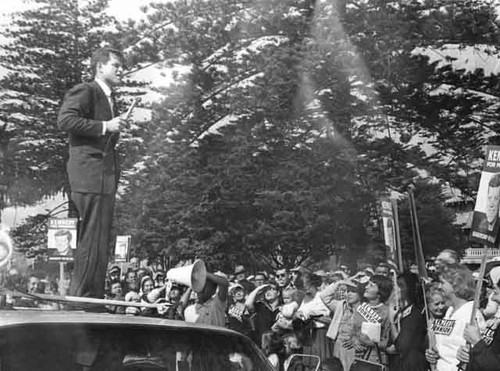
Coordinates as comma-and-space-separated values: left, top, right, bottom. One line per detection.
0, 309, 274, 371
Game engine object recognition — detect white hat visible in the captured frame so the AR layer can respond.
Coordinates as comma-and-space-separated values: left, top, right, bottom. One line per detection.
229, 283, 245, 293
490, 267, 500, 287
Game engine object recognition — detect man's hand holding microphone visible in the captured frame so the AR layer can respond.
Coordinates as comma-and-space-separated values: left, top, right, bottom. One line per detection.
105, 98, 139, 133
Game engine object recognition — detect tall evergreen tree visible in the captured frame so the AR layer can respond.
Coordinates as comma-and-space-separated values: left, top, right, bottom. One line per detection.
0, 0, 118, 208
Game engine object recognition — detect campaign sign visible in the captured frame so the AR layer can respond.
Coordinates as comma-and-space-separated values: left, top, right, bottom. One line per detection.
380, 197, 397, 261
357, 302, 382, 323
470, 146, 500, 246
47, 218, 77, 261
430, 318, 455, 336
114, 235, 131, 262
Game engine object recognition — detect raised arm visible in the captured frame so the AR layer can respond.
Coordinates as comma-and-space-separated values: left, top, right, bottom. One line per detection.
206, 272, 228, 302
245, 284, 268, 312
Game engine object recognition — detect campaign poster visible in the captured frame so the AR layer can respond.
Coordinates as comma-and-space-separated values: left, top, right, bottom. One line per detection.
47, 218, 77, 261
380, 197, 397, 261
115, 235, 131, 262
470, 146, 500, 247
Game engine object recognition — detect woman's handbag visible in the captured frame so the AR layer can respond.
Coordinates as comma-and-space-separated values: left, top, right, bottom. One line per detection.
349, 344, 386, 371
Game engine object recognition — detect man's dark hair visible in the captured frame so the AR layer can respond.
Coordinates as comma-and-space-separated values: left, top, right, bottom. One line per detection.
371, 274, 394, 303
54, 229, 72, 242
90, 47, 124, 76
489, 173, 500, 188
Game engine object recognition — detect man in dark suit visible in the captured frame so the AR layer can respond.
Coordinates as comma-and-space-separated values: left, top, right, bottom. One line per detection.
58, 48, 128, 298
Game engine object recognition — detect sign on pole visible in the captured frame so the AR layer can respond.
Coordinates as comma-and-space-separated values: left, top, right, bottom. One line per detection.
380, 197, 398, 263
470, 146, 500, 247
114, 235, 131, 262
47, 218, 78, 261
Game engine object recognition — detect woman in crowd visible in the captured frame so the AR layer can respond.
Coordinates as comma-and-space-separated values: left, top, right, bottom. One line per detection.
388, 272, 427, 371
320, 279, 364, 371
139, 276, 157, 316
227, 283, 254, 338
427, 283, 447, 320
351, 275, 393, 367
294, 272, 333, 366
425, 264, 485, 371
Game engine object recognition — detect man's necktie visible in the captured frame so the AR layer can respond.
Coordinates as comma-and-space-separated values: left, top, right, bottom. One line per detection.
110, 90, 117, 118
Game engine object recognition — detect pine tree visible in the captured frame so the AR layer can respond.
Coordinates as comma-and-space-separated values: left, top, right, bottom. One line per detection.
0, 0, 118, 208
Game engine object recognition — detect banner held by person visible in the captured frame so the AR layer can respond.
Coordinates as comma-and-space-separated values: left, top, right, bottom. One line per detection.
380, 197, 399, 263
47, 218, 78, 261
114, 235, 131, 263
470, 145, 500, 247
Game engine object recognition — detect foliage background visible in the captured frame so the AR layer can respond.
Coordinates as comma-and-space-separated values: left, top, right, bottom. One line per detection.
2, 0, 499, 272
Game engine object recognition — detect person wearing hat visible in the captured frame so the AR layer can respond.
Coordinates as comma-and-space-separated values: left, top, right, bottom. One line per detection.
339, 264, 351, 276
320, 278, 364, 371
108, 265, 121, 283
234, 265, 255, 293
456, 262, 500, 371
227, 283, 254, 338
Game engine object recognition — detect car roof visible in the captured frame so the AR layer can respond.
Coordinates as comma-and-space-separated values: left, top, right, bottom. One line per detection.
0, 309, 240, 337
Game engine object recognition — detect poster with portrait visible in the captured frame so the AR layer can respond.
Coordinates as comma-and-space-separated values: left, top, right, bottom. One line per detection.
380, 197, 397, 261
114, 235, 131, 262
470, 146, 500, 247
47, 218, 77, 261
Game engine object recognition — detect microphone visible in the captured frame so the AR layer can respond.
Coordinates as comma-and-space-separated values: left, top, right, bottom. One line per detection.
125, 97, 139, 120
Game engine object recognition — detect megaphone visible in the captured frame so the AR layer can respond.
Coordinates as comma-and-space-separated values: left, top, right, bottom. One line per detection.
166, 259, 207, 293
0, 229, 13, 269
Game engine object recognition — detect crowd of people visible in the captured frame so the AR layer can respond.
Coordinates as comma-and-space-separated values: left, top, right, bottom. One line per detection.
2, 249, 500, 371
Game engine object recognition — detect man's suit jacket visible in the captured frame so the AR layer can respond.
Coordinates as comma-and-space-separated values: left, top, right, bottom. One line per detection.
58, 81, 119, 194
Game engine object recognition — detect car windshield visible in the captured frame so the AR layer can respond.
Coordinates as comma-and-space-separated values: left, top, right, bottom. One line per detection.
0, 323, 271, 371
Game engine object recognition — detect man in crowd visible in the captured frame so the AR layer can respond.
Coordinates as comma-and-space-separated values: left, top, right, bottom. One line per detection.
276, 267, 292, 291
123, 269, 139, 293
58, 47, 130, 299
27, 275, 43, 294
108, 265, 121, 283
234, 265, 255, 293
186, 271, 229, 327
458, 261, 500, 370
254, 271, 268, 287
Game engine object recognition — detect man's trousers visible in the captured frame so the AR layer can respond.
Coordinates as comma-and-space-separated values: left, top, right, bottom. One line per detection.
70, 192, 115, 298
